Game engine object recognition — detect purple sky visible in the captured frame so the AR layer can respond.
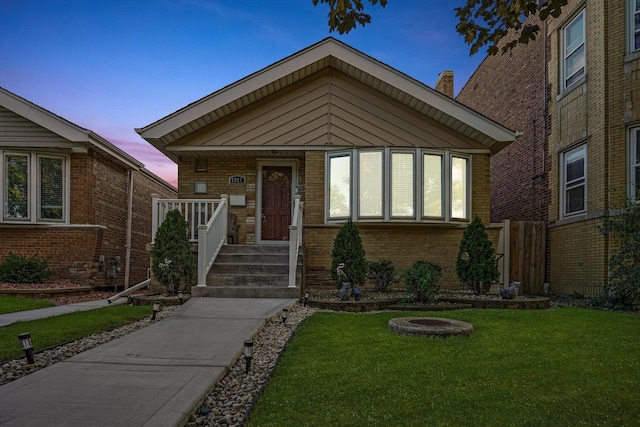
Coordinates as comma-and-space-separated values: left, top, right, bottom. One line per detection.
0, 1, 487, 187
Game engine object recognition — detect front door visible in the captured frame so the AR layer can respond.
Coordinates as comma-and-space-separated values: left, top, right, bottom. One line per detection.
261, 165, 292, 241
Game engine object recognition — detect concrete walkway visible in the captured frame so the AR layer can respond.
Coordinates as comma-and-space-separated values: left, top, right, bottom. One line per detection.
0, 297, 295, 427
0, 297, 127, 327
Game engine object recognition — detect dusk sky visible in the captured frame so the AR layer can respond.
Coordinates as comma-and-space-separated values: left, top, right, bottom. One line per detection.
0, 1, 487, 187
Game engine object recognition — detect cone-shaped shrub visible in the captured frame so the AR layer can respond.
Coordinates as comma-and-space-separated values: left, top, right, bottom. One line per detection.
152, 209, 195, 294
330, 219, 368, 288
456, 215, 499, 295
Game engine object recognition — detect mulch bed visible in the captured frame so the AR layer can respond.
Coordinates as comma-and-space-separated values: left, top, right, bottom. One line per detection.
0, 282, 151, 306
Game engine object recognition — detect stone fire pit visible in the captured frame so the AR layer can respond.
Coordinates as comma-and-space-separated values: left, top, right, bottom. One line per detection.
388, 317, 473, 338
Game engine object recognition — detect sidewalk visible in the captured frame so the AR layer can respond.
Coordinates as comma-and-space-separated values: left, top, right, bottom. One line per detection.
0, 297, 295, 427
0, 297, 127, 327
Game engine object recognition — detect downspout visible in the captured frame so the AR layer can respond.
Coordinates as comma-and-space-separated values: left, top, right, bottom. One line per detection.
124, 169, 134, 289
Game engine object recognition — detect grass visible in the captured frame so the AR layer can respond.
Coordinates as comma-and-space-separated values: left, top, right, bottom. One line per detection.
247, 308, 640, 426
0, 304, 151, 362
0, 295, 54, 314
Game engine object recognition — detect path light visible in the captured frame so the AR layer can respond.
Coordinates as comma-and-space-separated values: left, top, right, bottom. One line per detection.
178, 291, 184, 305
152, 301, 160, 320
244, 340, 254, 374
304, 291, 309, 307
281, 308, 288, 324
18, 333, 35, 364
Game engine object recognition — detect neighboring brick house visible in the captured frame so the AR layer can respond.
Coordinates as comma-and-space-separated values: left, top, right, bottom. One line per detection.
137, 38, 518, 290
0, 87, 176, 288
458, 1, 638, 295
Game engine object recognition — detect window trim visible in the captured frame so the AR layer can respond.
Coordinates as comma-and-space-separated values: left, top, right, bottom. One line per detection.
629, 127, 640, 200
1, 150, 69, 224
561, 9, 586, 91
325, 148, 471, 223
561, 144, 587, 218
628, 0, 640, 54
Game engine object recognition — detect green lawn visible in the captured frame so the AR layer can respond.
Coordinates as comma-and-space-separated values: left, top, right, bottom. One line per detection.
247, 308, 640, 426
0, 305, 151, 362
0, 295, 54, 314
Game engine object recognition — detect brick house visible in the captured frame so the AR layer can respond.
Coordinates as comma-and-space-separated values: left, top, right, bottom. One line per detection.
0, 87, 176, 289
458, 1, 638, 295
137, 38, 518, 294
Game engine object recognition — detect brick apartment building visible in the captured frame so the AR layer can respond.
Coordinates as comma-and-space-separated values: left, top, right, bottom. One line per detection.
0, 87, 176, 289
458, 0, 638, 295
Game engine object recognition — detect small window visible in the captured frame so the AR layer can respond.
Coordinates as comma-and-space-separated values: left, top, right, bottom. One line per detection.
423, 153, 443, 218
630, 128, 640, 200
328, 153, 351, 219
563, 11, 585, 89
562, 145, 587, 216
4, 153, 29, 220
451, 156, 468, 220
38, 156, 64, 221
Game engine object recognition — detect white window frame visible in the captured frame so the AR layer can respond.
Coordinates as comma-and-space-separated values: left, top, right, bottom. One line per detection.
562, 10, 586, 91
628, 0, 640, 54
357, 149, 384, 219
561, 144, 587, 217
325, 148, 470, 223
1, 150, 69, 224
629, 127, 640, 200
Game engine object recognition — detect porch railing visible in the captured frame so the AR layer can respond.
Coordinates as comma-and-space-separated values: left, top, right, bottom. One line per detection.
151, 194, 228, 286
288, 195, 303, 288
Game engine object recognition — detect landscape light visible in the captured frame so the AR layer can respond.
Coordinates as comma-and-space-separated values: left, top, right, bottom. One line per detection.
178, 290, 184, 305
244, 340, 254, 374
18, 332, 35, 364
282, 308, 288, 324
304, 291, 309, 307
152, 301, 160, 320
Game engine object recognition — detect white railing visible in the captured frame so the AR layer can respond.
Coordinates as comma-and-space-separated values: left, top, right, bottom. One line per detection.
151, 195, 222, 242
197, 196, 228, 286
288, 195, 303, 288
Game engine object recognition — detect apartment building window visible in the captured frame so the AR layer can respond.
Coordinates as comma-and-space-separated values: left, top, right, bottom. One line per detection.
327, 148, 469, 222
630, 0, 640, 52
1, 151, 67, 223
630, 128, 640, 200
562, 145, 587, 216
563, 10, 586, 90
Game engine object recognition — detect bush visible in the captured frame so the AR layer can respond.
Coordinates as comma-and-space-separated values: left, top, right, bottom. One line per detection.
598, 200, 640, 310
402, 260, 442, 304
151, 209, 195, 295
0, 252, 51, 283
456, 215, 499, 295
368, 259, 396, 292
330, 219, 368, 288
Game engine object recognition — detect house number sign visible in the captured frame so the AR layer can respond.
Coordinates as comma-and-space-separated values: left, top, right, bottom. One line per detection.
229, 175, 246, 185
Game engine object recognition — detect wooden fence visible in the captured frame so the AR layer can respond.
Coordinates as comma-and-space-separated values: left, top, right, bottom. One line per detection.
503, 220, 547, 295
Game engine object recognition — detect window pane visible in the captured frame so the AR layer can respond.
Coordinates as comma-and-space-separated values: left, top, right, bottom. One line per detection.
329, 155, 350, 218
359, 151, 383, 217
4, 154, 29, 219
391, 152, 414, 217
565, 45, 585, 82
39, 157, 64, 220
451, 157, 468, 219
423, 154, 442, 217
566, 157, 584, 183
566, 185, 585, 214
636, 167, 640, 200
565, 13, 584, 53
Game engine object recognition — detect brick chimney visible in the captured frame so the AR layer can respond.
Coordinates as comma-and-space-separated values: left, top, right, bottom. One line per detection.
435, 70, 454, 98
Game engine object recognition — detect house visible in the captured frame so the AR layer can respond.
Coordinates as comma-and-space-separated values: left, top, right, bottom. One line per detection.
457, 1, 636, 295
137, 38, 518, 295
0, 87, 176, 289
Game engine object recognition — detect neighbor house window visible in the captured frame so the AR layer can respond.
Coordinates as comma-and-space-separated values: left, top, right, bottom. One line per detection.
2, 151, 66, 223
630, 128, 640, 200
629, 0, 640, 53
327, 149, 469, 222
562, 145, 587, 216
563, 10, 586, 89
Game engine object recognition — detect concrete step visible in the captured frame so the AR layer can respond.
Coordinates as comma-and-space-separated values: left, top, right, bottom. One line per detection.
222, 244, 289, 254
214, 253, 288, 264
206, 273, 289, 287
209, 263, 288, 275
191, 285, 299, 299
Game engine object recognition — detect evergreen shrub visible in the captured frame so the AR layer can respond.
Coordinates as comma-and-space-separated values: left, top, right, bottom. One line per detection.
368, 259, 395, 291
151, 209, 195, 294
330, 219, 368, 288
401, 260, 442, 304
0, 252, 51, 283
456, 215, 499, 295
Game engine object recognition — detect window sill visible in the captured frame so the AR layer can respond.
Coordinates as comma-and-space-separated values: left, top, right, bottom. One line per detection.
624, 51, 640, 64
556, 76, 587, 102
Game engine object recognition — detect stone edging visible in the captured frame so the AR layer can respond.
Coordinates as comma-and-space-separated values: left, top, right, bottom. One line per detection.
388, 317, 474, 337
0, 287, 93, 299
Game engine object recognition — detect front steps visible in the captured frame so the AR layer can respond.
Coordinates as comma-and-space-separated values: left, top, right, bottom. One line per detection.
191, 244, 300, 298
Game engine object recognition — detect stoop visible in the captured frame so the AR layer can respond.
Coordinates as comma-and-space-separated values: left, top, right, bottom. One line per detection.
192, 244, 300, 298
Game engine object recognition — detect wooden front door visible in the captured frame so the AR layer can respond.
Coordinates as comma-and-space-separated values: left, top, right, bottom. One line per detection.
261, 166, 292, 241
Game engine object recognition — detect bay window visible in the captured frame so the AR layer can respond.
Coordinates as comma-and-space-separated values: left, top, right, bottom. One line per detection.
2, 151, 67, 223
327, 148, 469, 222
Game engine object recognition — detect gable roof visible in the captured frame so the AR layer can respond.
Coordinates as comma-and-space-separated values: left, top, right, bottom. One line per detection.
136, 38, 519, 160
0, 86, 143, 169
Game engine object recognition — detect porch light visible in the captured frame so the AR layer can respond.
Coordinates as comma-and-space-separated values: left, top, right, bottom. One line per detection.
244, 340, 254, 374
178, 291, 184, 305
282, 308, 288, 324
152, 301, 160, 320
18, 332, 35, 364
304, 291, 310, 307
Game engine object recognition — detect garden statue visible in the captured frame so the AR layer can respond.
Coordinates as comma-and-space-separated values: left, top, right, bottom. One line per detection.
500, 281, 520, 299
337, 263, 351, 301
